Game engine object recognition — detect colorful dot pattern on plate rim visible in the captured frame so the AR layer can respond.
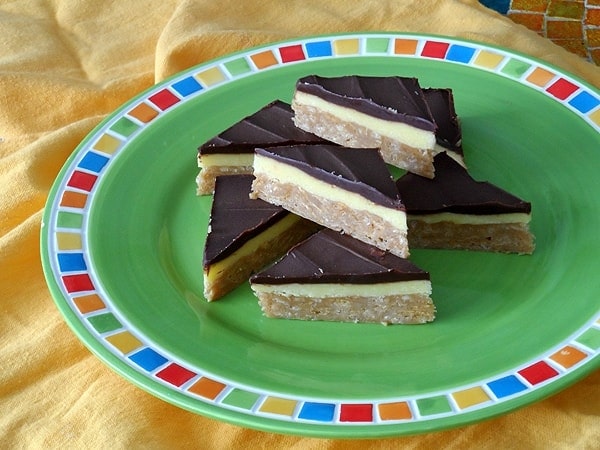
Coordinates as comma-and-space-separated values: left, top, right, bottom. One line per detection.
46, 33, 600, 427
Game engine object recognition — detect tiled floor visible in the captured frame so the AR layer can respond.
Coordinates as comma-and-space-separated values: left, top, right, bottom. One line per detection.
479, 0, 600, 64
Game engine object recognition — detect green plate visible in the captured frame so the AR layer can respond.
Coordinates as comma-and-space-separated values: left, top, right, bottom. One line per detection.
41, 33, 600, 438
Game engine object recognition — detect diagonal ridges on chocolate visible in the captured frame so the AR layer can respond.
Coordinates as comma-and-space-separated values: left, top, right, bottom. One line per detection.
251, 229, 429, 285
199, 100, 326, 154
203, 174, 290, 265
396, 152, 531, 215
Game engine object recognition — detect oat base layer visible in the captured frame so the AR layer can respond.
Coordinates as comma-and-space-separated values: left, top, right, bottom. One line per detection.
408, 220, 535, 254
251, 173, 409, 258
254, 291, 435, 325
292, 103, 437, 178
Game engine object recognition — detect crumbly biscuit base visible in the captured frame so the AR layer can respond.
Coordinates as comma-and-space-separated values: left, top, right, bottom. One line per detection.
408, 220, 535, 254
196, 165, 253, 195
251, 173, 409, 258
254, 291, 435, 325
292, 103, 437, 178
203, 219, 319, 301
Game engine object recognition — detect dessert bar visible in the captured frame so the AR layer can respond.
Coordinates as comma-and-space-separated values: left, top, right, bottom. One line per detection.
196, 100, 328, 194
203, 174, 319, 301
395, 152, 534, 253
291, 75, 439, 177
250, 229, 435, 325
250, 144, 409, 258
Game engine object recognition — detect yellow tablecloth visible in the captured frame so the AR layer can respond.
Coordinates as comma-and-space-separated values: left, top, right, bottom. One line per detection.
1, 1, 598, 448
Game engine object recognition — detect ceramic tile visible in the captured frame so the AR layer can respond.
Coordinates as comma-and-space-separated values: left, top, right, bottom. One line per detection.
586, 8, 600, 26
507, 11, 545, 32
480, 0, 599, 64
547, 0, 585, 20
511, 0, 550, 13
586, 28, 600, 48
546, 19, 584, 39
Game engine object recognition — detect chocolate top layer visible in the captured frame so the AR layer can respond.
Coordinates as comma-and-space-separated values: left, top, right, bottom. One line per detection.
255, 144, 404, 210
423, 88, 463, 154
199, 100, 326, 155
203, 174, 290, 266
250, 229, 429, 285
295, 75, 436, 132
396, 152, 532, 215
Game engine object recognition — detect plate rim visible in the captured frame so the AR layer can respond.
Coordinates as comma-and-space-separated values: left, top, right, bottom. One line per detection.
40, 31, 600, 438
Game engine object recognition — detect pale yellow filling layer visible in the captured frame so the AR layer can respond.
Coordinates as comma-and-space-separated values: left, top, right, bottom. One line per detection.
293, 91, 436, 150
437, 148, 466, 167
199, 153, 255, 168
253, 154, 407, 233
204, 213, 302, 289
251, 280, 431, 297
408, 212, 531, 225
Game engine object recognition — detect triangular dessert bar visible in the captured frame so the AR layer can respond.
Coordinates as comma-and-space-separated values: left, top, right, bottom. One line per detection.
250, 229, 435, 324
196, 100, 329, 194
250, 144, 409, 258
395, 152, 534, 253
291, 75, 440, 177
203, 174, 319, 301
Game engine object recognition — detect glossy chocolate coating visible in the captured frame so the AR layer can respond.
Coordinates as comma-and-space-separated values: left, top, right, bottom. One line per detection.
203, 174, 290, 265
251, 229, 429, 284
423, 88, 462, 154
396, 152, 531, 215
295, 75, 436, 131
255, 144, 404, 210
199, 100, 326, 155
